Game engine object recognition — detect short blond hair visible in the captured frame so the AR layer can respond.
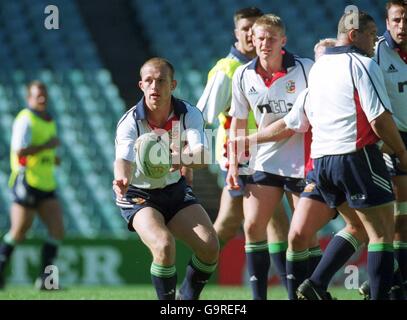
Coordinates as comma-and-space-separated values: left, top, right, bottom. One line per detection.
252, 14, 285, 35
140, 57, 175, 80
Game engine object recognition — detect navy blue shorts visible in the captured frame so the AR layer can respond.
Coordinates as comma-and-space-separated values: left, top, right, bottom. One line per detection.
115, 177, 199, 231
11, 172, 57, 208
301, 170, 339, 219
301, 170, 325, 203
246, 170, 306, 194
313, 144, 395, 209
385, 131, 407, 177
221, 170, 248, 197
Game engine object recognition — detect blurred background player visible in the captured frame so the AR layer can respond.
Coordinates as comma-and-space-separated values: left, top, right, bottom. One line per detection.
296, 11, 407, 300
0, 81, 64, 290
366, 0, 407, 300
197, 6, 290, 289
227, 14, 313, 299
113, 58, 219, 300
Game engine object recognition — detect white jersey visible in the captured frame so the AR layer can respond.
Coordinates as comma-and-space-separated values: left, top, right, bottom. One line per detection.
307, 46, 392, 159
230, 52, 313, 178
284, 89, 311, 134
115, 97, 207, 189
375, 32, 407, 132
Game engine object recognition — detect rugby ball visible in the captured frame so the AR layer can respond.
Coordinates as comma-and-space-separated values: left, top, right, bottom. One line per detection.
135, 132, 171, 179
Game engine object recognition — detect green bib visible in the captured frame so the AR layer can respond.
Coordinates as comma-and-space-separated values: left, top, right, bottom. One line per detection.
208, 58, 257, 164
9, 109, 57, 191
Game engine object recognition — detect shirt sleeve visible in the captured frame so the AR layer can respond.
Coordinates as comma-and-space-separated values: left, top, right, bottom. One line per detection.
229, 66, 250, 119
354, 57, 392, 122
197, 70, 231, 124
283, 89, 310, 133
115, 112, 139, 162
183, 107, 208, 150
11, 113, 32, 151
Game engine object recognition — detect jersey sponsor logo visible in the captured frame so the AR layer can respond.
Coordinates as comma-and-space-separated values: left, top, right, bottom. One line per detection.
248, 86, 258, 95
286, 80, 296, 93
257, 100, 293, 114
398, 81, 407, 93
387, 64, 398, 73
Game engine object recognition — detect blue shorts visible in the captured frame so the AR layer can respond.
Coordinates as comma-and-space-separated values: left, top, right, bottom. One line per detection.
385, 131, 407, 177
314, 144, 395, 209
115, 177, 199, 231
301, 170, 325, 203
11, 172, 57, 208
221, 170, 248, 197
246, 170, 306, 194
301, 170, 339, 219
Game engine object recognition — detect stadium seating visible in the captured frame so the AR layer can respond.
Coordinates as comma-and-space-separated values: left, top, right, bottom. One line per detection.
0, 0, 127, 237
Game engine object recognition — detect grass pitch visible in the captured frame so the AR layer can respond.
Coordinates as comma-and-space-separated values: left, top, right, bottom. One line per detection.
0, 285, 362, 300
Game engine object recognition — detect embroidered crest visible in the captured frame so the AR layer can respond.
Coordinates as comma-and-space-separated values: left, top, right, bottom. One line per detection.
286, 80, 296, 93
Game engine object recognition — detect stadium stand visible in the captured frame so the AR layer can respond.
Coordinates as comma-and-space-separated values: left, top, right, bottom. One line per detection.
0, 0, 127, 237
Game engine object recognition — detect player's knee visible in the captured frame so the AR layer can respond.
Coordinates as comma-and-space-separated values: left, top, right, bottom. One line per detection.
151, 234, 176, 262
344, 223, 368, 245
214, 223, 239, 243
195, 237, 219, 264
288, 228, 310, 251
243, 220, 265, 239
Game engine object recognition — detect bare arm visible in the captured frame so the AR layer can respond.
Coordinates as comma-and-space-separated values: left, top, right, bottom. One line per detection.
113, 159, 134, 198
370, 111, 407, 171
171, 145, 210, 171
247, 118, 295, 146
227, 117, 247, 190
17, 137, 60, 157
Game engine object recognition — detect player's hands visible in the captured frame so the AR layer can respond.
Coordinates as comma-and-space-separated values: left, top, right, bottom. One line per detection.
226, 166, 240, 190
170, 142, 182, 172
228, 136, 250, 151
113, 178, 129, 198
43, 137, 60, 149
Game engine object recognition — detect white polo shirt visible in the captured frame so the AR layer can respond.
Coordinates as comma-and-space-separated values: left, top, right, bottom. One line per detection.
115, 97, 207, 189
230, 52, 313, 178
306, 46, 392, 159
375, 31, 407, 132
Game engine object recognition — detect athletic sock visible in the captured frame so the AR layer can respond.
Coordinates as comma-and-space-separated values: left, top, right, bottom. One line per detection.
178, 254, 217, 300
245, 241, 270, 300
310, 230, 360, 290
286, 249, 309, 300
150, 263, 177, 300
269, 242, 288, 289
368, 243, 394, 300
308, 245, 323, 276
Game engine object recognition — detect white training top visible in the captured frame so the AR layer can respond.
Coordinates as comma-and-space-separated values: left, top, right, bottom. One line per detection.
115, 97, 207, 189
306, 46, 392, 159
284, 89, 311, 134
11, 112, 32, 151
375, 31, 407, 132
230, 52, 313, 178
197, 46, 251, 124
